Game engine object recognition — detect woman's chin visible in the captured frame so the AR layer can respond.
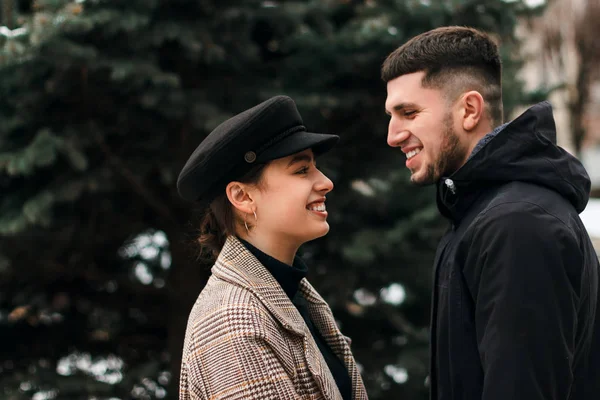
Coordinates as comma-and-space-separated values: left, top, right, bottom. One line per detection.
281, 223, 330, 246
305, 224, 330, 242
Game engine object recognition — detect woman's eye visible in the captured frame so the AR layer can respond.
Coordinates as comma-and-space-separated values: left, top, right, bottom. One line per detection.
295, 166, 309, 174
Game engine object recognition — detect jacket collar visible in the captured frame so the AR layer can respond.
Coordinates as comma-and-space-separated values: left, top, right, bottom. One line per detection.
436, 101, 590, 223
212, 235, 315, 336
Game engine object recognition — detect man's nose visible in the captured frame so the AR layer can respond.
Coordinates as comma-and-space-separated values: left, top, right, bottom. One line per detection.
388, 119, 410, 147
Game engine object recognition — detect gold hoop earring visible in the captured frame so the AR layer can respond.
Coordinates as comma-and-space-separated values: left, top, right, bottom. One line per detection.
244, 211, 256, 234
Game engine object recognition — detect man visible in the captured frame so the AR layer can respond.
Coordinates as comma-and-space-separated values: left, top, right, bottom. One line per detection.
382, 26, 600, 400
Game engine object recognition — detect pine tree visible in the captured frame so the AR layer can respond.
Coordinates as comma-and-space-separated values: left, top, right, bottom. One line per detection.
0, 0, 537, 398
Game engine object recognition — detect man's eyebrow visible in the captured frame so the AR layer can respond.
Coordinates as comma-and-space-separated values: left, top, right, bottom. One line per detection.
385, 102, 418, 115
287, 154, 314, 168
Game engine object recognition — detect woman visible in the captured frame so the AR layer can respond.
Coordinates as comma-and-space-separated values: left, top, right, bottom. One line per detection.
176, 96, 368, 400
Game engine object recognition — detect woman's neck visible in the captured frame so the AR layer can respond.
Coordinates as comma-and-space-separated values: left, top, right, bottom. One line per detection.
238, 233, 299, 266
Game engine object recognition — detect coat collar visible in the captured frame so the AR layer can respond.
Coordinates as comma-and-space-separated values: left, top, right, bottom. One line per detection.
212, 235, 314, 336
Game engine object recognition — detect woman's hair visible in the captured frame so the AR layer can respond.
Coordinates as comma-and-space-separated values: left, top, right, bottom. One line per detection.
197, 163, 267, 260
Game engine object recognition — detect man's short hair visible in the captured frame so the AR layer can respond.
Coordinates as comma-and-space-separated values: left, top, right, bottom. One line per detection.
381, 26, 503, 126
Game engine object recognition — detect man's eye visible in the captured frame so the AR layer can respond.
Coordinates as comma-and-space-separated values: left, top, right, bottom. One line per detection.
404, 110, 417, 117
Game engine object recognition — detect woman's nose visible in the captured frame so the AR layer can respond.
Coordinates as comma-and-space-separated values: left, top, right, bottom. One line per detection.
316, 170, 334, 193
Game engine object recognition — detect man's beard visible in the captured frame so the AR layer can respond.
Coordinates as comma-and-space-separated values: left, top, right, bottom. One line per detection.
411, 113, 468, 186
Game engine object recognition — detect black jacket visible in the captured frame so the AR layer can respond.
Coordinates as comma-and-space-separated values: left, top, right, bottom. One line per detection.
431, 101, 600, 400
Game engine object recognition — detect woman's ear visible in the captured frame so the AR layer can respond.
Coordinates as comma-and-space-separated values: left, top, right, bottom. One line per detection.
460, 90, 485, 132
225, 181, 255, 215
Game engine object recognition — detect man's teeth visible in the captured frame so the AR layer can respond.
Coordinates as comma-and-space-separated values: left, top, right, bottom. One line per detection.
308, 203, 326, 212
406, 148, 422, 159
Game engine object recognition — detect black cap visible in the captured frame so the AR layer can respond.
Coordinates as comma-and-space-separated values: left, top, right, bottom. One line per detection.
177, 95, 339, 203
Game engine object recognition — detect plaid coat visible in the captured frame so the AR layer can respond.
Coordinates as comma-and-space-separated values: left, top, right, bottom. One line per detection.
179, 236, 368, 400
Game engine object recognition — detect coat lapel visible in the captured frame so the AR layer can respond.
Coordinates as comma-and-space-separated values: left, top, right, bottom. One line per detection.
212, 236, 345, 400
299, 280, 369, 400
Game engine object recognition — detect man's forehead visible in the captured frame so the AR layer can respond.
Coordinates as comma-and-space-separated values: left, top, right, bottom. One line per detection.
385, 73, 441, 109
387, 71, 424, 88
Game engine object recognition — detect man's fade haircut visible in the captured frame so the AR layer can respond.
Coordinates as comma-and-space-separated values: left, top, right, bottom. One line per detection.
381, 26, 503, 126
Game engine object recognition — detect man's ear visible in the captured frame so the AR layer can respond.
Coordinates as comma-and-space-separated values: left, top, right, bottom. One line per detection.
225, 181, 255, 215
460, 91, 485, 132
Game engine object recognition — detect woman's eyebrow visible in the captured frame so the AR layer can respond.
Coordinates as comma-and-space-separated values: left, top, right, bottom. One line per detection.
287, 154, 315, 168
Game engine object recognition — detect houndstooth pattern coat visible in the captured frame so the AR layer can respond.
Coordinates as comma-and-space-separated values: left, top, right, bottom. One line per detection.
179, 236, 368, 400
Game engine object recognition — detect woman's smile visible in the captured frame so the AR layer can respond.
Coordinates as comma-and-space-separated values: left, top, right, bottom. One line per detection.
307, 200, 327, 218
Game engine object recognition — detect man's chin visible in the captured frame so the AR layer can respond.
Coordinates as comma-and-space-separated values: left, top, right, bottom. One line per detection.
409, 171, 435, 186
410, 178, 432, 187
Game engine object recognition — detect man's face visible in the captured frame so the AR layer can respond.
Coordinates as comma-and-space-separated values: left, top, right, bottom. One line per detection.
385, 72, 468, 185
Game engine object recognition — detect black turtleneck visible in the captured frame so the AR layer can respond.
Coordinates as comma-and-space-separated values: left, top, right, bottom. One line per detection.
238, 238, 352, 400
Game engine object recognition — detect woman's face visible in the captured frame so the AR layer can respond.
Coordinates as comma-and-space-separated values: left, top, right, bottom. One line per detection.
251, 148, 334, 246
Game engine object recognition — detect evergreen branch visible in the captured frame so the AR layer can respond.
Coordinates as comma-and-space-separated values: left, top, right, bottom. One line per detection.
91, 128, 175, 225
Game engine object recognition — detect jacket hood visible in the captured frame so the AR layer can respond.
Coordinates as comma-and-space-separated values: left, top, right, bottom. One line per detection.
437, 101, 591, 221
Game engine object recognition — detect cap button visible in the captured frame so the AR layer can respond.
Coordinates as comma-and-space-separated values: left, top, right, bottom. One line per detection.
244, 151, 256, 163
